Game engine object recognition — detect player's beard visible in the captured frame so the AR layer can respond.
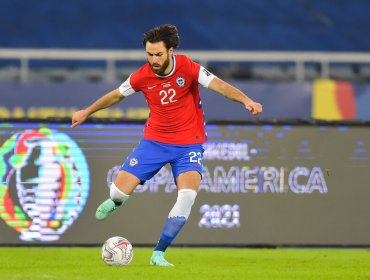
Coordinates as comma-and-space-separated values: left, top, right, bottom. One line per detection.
149, 54, 170, 75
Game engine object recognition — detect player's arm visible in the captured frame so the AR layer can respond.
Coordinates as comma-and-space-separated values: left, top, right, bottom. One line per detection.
208, 77, 262, 116
71, 88, 124, 128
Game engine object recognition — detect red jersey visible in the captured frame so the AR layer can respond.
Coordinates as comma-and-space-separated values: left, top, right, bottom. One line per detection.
119, 55, 215, 144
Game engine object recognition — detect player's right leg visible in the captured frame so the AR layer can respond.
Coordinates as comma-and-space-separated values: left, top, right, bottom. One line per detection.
96, 139, 167, 221
96, 171, 140, 220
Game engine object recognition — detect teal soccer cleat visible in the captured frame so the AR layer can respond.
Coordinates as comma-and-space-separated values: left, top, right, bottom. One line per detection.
150, 251, 174, 267
95, 199, 121, 221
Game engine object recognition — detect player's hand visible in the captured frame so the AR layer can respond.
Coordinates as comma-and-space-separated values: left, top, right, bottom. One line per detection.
71, 110, 89, 128
246, 102, 262, 116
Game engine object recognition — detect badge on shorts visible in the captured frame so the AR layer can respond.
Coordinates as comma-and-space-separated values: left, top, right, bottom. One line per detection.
129, 158, 138, 166
176, 76, 186, 87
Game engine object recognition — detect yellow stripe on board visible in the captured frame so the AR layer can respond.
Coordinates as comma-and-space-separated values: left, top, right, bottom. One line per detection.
312, 79, 342, 120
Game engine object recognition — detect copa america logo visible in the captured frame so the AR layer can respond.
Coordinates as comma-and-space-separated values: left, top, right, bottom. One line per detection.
0, 127, 90, 242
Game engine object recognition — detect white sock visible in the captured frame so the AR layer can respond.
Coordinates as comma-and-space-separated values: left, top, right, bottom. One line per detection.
110, 182, 130, 203
168, 189, 197, 219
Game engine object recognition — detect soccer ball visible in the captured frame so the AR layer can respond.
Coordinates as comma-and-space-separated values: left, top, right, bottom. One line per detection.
101, 236, 134, 266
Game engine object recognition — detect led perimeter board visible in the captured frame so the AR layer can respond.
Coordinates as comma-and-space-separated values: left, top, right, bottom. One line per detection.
0, 121, 369, 246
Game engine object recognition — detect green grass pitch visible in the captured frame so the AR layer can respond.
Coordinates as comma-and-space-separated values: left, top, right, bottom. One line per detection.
0, 247, 369, 280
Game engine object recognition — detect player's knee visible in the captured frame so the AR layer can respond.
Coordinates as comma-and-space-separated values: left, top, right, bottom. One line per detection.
168, 189, 197, 219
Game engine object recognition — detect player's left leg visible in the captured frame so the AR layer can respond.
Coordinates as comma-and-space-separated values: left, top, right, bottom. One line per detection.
150, 170, 201, 266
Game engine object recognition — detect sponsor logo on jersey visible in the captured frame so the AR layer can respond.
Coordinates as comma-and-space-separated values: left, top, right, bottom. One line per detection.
161, 82, 171, 88
147, 85, 157, 90
129, 158, 139, 166
176, 77, 186, 87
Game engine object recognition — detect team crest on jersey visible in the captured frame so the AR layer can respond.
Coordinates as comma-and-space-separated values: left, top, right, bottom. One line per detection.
176, 76, 186, 87
129, 158, 138, 167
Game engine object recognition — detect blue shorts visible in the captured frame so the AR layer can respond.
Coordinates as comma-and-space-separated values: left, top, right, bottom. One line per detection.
120, 139, 204, 184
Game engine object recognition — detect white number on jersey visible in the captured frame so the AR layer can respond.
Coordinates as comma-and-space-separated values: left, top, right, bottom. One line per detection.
159, 89, 177, 105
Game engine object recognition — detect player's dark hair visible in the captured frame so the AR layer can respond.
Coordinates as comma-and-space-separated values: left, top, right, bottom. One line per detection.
143, 24, 180, 49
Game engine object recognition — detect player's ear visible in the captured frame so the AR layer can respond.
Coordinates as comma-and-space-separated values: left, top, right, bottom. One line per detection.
168, 47, 174, 55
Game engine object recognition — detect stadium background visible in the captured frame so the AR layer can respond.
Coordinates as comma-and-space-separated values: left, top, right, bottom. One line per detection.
0, 0, 370, 248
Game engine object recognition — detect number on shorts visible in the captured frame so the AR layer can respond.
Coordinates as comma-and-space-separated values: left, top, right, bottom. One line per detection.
189, 151, 202, 165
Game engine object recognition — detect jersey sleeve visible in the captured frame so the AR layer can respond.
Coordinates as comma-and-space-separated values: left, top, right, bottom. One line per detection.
118, 75, 136, 97
198, 66, 216, 88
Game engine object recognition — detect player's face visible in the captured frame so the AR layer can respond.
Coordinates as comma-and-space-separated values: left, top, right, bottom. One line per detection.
146, 41, 173, 75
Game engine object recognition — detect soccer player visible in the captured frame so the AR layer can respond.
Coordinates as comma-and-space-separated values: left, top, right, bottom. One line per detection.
71, 24, 262, 266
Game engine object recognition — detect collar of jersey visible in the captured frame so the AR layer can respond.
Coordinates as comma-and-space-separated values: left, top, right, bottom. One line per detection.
155, 55, 176, 78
